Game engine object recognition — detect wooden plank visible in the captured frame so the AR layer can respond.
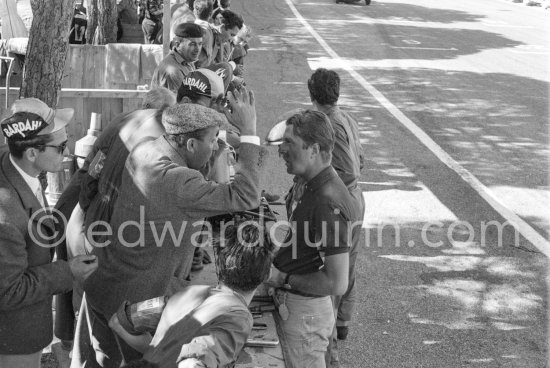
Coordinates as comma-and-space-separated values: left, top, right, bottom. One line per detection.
123, 97, 143, 113
106, 97, 124, 122
59, 96, 86, 152
109, 82, 139, 90
91, 46, 106, 89
63, 45, 85, 88
0, 89, 149, 149
0, 87, 148, 98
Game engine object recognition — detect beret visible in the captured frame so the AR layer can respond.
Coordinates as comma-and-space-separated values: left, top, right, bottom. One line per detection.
173, 22, 203, 38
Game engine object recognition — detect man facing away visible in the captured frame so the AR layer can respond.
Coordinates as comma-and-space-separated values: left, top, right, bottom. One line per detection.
267, 110, 354, 368
0, 98, 97, 368
109, 220, 276, 368
307, 68, 365, 367
75, 87, 266, 367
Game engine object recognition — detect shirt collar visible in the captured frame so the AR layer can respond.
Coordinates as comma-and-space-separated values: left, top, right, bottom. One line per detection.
170, 50, 194, 67
304, 166, 337, 193
9, 154, 41, 195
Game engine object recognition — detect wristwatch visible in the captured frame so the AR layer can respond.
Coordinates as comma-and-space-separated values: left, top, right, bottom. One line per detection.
283, 273, 292, 290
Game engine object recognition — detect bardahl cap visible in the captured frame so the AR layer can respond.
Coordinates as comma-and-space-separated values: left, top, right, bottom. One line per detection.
1, 98, 74, 141
173, 22, 203, 38
162, 103, 228, 135
178, 68, 224, 101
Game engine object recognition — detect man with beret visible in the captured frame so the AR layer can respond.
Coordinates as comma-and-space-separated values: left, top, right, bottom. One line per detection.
151, 22, 203, 93
0, 98, 97, 368
75, 87, 265, 367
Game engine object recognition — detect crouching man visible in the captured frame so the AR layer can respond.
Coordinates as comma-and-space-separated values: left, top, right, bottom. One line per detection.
267, 110, 354, 368
109, 221, 275, 368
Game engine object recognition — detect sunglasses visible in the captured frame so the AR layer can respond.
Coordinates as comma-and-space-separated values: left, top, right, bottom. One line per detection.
35, 141, 68, 154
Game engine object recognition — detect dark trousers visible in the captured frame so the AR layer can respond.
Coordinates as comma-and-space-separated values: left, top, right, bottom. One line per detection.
141, 18, 160, 44
70, 295, 142, 368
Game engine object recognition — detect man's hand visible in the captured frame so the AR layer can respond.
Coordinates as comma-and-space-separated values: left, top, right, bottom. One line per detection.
208, 94, 226, 114
266, 266, 286, 289
108, 313, 123, 335
69, 255, 97, 285
223, 86, 256, 136
178, 358, 207, 368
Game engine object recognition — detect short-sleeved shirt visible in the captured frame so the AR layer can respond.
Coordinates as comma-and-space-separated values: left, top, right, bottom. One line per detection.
273, 167, 353, 275
150, 51, 196, 93
325, 106, 363, 191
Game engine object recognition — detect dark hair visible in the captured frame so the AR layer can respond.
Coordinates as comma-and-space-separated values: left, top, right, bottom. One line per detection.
7, 135, 50, 159
218, 0, 230, 8
212, 7, 223, 21
187, 0, 196, 10
216, 221, 275, 293
220, 9, 243, 30
166, 127, 211, 148
176, 85, 204, 104
286, 110, 335, 154
121, 359, 158, 368
308, 68, 340, 106
194, 0, 213, 20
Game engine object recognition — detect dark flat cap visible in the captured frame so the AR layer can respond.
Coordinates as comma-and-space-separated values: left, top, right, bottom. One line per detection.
173, 22, 203, 38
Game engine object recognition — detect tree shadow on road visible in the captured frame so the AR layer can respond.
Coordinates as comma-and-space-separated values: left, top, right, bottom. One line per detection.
347, 68, 549, 190
343, 219, 549, 367
351, 2, 487, 23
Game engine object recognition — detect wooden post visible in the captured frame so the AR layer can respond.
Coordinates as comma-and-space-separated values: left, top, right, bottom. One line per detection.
163, 0, 171, 56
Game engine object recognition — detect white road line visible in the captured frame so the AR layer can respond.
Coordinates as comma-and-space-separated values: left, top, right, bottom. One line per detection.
388, 46, 459, 51
284, 0, 550, 256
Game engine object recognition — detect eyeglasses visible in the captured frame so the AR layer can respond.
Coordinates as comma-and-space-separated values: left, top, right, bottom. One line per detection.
35, 141, 68, 154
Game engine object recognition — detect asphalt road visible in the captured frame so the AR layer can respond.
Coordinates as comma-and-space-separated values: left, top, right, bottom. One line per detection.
230, 0, 549, 367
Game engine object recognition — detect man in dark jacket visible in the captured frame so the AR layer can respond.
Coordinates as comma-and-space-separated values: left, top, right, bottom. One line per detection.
53, 88, 176, 346
0, 98, 97, 368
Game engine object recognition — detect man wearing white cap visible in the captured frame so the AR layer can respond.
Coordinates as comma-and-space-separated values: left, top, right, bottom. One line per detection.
0, 98, 97, 368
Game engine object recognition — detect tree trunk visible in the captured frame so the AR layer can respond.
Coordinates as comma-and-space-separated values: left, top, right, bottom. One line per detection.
86, 0, 118, 44
19, 0, 74, 107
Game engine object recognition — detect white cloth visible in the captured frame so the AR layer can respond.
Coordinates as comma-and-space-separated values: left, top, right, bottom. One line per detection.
66, 203, 93, 258
240, 135, 260, 145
